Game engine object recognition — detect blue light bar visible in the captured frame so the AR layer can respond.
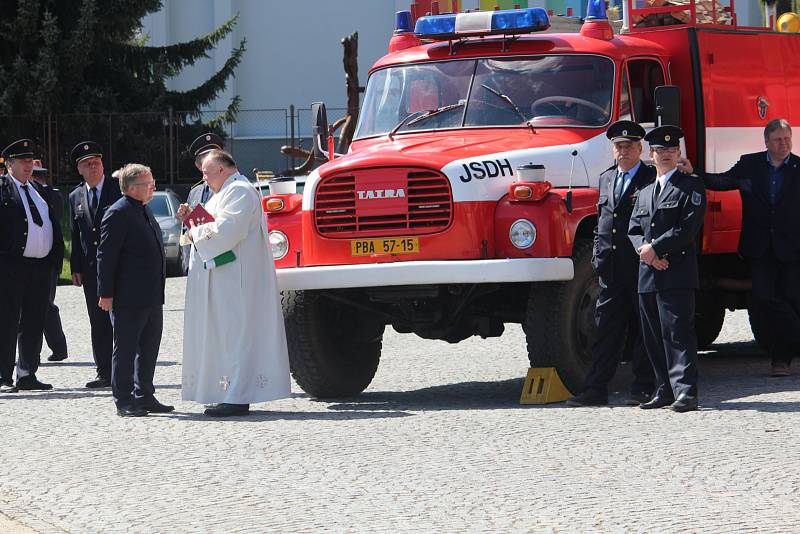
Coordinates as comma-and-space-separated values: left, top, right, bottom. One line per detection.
415, 8, 550, 40
395, 10, 413, 33
585, 0, 607, 20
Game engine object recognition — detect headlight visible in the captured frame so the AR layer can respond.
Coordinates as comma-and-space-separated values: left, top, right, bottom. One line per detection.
509, 219, 536, 249
269, 230, 289, 260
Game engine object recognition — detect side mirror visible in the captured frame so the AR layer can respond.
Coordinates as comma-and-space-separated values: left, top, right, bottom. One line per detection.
311, 102, 329, 160
654, 85, 681, 127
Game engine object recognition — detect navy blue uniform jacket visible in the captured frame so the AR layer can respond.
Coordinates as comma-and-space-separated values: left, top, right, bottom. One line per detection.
701, 151, 800, 262
593, 162, 656, 287
628, 170, 706, 293
0, 174, 64, 267
69, 179, 122, 276
97, 196, 165, 308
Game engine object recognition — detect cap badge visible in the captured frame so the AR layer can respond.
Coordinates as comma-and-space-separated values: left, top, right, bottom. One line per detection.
23, 141, 28, 147
84, 144, 89, 150
205, 135, 211, 141
664, 135, 671, 142
622, 130, 628, 136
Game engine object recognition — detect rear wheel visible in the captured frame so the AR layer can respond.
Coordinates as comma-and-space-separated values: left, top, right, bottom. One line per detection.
523, 239, 598, 394
695, 290, 725, 349
282, 290, 385, 399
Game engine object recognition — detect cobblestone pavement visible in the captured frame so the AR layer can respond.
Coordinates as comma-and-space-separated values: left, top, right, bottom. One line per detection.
1, 278, 799, 533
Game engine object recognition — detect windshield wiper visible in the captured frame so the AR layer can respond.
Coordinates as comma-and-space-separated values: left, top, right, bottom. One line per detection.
387, 102, 465, 140
480, 84, 526, 122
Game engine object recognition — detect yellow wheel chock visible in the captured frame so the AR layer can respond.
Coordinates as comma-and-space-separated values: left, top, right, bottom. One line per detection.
519, 367, 573, 404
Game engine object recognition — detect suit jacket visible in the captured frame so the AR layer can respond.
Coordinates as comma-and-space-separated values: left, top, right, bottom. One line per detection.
702, 151, 800, 262
593, 162, 656, 287
181, 180, 213, 273
628, 170, 706, 293
97, 195, 165, 309
69, 178, 122, 279
0, 173, 64, 267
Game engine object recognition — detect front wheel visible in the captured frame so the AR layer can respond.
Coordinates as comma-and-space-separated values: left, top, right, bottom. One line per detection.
282, 290, 385, 399
523, 239, 598, 394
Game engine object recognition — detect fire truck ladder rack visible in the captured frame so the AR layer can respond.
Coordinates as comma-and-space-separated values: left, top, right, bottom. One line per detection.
625, 0, 770, 33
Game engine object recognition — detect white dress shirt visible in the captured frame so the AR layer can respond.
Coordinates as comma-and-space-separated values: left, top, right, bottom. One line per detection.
11, 175, 53, 258
655, 167, 679, 201
85, 176, 105, 208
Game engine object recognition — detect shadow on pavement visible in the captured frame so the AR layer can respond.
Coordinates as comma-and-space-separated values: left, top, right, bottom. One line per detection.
40, 360, 178, 367
161, 409, 413, 422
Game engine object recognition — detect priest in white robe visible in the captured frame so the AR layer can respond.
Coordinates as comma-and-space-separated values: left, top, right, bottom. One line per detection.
179, 149, 290, 417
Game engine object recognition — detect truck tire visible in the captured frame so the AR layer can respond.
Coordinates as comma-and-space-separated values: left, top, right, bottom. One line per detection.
695, 291, 725, 349
523, 239, 597, 394
748, 306, 771, 353
282, 289, 384, 399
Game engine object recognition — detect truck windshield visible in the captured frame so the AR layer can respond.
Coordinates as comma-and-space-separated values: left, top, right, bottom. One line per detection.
355, 55, 614, 139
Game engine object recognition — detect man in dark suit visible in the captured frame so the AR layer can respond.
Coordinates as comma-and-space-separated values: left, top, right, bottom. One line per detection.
69, 141, 121, 388
30, 160, 69, 363
567, 120, 657, 407
181, 133, 224, 273
97, 163, 172, 417
699, 118, 800, 377
0, 139, 64, 392
629, 125, 706, 413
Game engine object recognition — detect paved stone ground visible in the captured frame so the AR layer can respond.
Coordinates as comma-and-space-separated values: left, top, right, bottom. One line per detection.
1, 278, 799, 533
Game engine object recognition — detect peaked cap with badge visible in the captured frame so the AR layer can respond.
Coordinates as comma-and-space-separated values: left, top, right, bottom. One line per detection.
71, 141, 103, 165
644, 125, 684, 148
607, 120, 646, 143
189, 133, 224, 157
2, 138, 35, 159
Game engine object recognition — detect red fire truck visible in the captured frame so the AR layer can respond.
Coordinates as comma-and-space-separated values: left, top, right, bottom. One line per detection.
264, 0, 800, 398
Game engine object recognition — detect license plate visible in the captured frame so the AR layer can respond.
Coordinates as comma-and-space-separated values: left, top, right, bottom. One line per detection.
351, 237, 420, 256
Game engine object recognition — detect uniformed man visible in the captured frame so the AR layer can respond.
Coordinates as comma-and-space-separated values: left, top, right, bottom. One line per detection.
567, 120, 656, 407
0, 139, 64, 392
181, 132, 224, 273
68, 141, 121, 388
628, 125, 706, 413
30, 160, 69, 363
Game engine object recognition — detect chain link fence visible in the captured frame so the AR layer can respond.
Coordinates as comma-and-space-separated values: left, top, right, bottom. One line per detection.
0, 107, 346, 196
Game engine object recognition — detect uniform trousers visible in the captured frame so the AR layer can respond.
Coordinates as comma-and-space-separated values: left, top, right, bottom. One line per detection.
583, 283, 655, 395
32, 266, 68, 359
749, 256, 800, 366
638, 289, 698, 399
82, 273, 114, 380
110, 305, 163, 408
0, 256, 51, 382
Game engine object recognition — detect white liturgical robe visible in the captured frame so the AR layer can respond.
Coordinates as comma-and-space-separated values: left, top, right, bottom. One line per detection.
182, 172, 290, 404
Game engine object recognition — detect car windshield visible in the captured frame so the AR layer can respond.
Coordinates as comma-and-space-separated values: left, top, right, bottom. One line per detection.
354, 55, 614, 139
148, 195, 172, 217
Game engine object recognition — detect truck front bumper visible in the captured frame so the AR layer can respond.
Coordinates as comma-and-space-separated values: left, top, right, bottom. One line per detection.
276, 258, 574, 291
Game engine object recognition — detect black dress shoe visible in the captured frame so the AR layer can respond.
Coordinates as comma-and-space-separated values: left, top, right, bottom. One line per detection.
670, 395, 699, 413
47, 353, 68, 362
639, 396, 674, 410
16, 377, 53, 391
204, 403, 250, 417
85, 377, 111, 389
116, 406, 148, 417
565, 390, 608, 407
625, 391, 653, 406
138, 398, 175, 413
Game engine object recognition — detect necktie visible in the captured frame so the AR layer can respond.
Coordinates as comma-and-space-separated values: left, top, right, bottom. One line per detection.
90, 187, 98, 214
21, 184, 43, 226
614, 171, 627, 203
200, 184, 209, 204
653, 180, 662, 205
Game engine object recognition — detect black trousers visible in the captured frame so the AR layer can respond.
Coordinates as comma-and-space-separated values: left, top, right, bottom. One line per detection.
31, 266, 68, 359
0, 256, 51, 382
750, 256, 800, 365
582, 283, 655, 395
82, 273, 114, 380
639, 289, 698, 399
110, 305, 163, 408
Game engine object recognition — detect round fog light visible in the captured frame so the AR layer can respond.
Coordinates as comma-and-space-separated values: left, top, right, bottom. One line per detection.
509, 219, 536, 249
269, 230, 289, 260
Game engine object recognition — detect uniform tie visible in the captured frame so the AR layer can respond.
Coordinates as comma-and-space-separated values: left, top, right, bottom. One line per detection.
200, 184, 209, 204
614, 171, 628, 203
90, 187, 98, 215
653, 180, 662, 204
21, 184, 43, 226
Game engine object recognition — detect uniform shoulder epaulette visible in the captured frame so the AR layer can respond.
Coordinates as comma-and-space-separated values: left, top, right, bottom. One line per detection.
70, 182, 85, 193
603, 164, 617, 173
190, 179, 205, 190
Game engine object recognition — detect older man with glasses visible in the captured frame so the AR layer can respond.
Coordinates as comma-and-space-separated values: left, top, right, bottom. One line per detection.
97, 164, 171, 417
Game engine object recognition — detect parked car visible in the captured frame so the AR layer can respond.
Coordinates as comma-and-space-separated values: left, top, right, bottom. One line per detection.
149, 190, 183, 276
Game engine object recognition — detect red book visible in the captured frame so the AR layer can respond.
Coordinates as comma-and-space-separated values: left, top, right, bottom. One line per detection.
186, 203, 215, 227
